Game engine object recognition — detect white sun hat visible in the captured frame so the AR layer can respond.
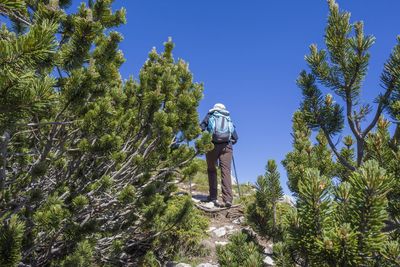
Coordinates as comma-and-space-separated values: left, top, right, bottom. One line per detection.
209, 103, 226, 112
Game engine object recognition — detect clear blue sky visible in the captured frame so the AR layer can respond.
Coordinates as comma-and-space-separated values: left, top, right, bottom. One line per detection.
90, 1, 399, 194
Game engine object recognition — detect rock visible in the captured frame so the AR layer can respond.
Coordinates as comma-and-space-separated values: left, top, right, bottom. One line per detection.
263, 256, 274, 266
215, 241, 228, 246
225, 225, 234, 230
207, 226, 216, 232
264, 243, 273, 254
175, 263, 192, 267
197, 263, 218, 267
213, 227, 227, 238
192, 197, 201, 203
232, 216, 245, 225
203, 201, 215, 209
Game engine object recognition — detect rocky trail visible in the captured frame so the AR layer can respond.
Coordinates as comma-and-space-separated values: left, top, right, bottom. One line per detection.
169, 187, 275, 267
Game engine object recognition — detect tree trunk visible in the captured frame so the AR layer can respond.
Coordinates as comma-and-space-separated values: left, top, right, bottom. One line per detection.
390, 124, 400, 150
0, 131, 10, 190
356, 139, 364, 167
273, 202, 277, 241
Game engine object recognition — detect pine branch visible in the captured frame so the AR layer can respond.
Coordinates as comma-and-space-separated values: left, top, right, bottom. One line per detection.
0, 6, 32, 26
322, 127, 356, 171
364, 37, 400, 137
362, 83, 395, 138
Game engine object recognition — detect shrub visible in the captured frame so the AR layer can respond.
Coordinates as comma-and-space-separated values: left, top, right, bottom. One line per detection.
150, 195, 209, 261
216, 232, 263, 267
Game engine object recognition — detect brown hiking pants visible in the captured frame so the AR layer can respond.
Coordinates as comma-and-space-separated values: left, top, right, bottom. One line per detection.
206, 143, 233, 203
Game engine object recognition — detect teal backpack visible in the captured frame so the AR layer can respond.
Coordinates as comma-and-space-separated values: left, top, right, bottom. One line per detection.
207, 111, 234, 143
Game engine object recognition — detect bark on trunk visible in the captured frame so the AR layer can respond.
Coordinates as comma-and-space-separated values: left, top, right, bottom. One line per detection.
0, 131, 10, 190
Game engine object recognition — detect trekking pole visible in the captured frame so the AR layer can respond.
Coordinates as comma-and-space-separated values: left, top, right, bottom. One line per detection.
232, 155, 242, 198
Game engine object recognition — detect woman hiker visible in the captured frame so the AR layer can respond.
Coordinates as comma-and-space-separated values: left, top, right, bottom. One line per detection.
200, 103, 239, 208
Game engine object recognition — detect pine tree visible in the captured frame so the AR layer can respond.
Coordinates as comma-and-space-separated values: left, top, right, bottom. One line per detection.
298, 0, 400, 170
0, 1, 211, 265
0, 215, 25, 267
266, 160, 284, 233
216, 232, 264, 267
276, 162, 394, 266
270, 1, 400, 266
246, 160, 284, 241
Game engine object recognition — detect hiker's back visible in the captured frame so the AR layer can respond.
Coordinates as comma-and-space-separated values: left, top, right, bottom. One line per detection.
207, 111, 234, 143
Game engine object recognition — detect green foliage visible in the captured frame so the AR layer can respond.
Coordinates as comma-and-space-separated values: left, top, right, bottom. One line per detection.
380, 241, 400, 266
118, 184, 136, 204
0, 215, 25, 267
277, 161, 393, 266
150, 195, 209, 261
33, 194, 70, 233
246, 159, 284, 240
60, 240, 94, 267
273, 242, 295, 267
0, 19, 58, 128
347, 161, 394, 262
0, 1, 210, 265
72, 195, 89, 209
283, 111, 335, 194
365, 118, 400, 238
216, 232, 264, 267
298, 0, 400, 169
287, 168, 333, 266
265, 2, 400, 266
140, 251, 160, 267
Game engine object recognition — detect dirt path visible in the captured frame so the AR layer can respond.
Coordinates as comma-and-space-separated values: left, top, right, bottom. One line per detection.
192, 194, 245, 264
174, 184, 274, 266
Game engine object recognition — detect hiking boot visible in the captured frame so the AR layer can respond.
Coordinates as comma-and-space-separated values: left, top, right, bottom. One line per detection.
214, 200, 233, 208
205, 196, 221, 207
212, 200, 223, 208
206, 196, 217, 202
205, 197, 231, 208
